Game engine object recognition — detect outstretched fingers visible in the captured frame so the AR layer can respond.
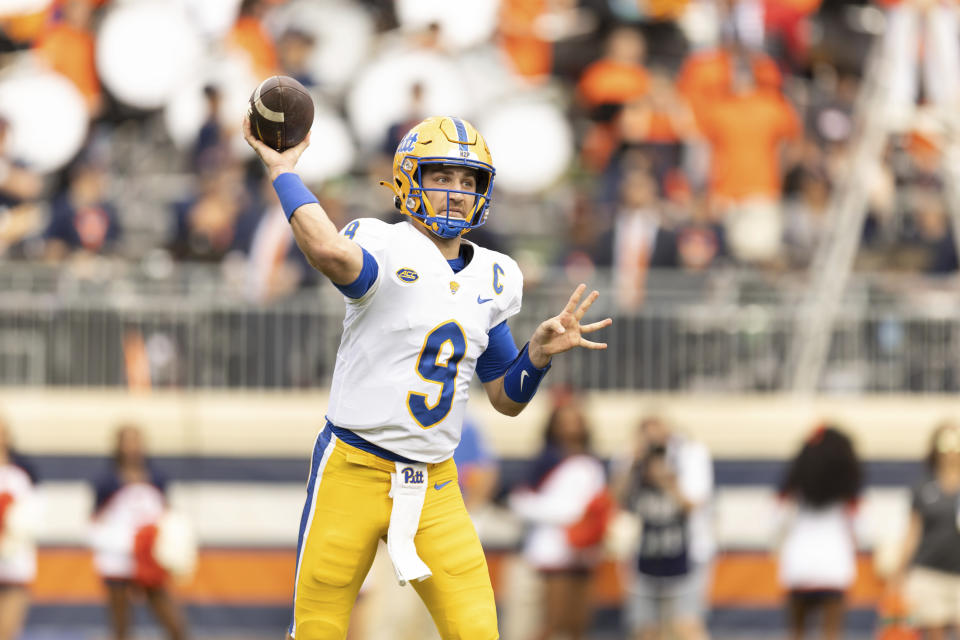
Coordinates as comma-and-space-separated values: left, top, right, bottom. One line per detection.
580, 318, 613, 334
562, 284, 587, 316
574, 290, 601, 321
579, 337, 608, 350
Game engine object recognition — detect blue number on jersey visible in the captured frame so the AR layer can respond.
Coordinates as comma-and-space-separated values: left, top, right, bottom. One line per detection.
407, 321, 467, 428
343, 220, 359, 239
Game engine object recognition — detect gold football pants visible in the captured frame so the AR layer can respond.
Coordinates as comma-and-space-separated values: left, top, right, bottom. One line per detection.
289, 426, 498, 639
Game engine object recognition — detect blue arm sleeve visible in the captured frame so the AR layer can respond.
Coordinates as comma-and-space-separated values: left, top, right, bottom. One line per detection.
333, 248, 379, 299
273, 172, 319, 221
475, 321, 520, 383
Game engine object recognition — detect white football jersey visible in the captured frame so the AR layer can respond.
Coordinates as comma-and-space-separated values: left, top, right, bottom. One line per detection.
326, 219, 523, 462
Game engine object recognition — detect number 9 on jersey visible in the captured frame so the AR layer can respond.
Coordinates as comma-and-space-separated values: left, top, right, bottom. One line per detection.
407, 321, 467, 428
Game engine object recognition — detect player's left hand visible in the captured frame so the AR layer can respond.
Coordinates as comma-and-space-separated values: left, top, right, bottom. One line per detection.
529, 284, 612, 368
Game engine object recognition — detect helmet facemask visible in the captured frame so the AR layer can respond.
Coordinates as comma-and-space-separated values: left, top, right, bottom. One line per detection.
380, 116, 496, 239
400, 157, 493, 239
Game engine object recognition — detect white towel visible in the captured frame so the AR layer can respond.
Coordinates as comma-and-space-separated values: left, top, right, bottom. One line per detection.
387, 461, 432, 585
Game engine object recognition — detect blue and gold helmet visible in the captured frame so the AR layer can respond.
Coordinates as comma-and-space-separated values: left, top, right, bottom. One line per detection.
380, 116, 495, 239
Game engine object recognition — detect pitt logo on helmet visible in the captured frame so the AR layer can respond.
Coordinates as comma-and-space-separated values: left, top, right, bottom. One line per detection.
378, 116, 495, 239
397, 131, 418, 154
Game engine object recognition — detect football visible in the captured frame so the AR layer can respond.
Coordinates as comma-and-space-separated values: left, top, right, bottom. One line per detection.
247, 76, 314, 152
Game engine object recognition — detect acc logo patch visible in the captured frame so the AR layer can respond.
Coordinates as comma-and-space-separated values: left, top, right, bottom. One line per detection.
396, 268, 419, 283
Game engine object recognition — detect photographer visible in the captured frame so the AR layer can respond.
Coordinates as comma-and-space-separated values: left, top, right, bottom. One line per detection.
614, 416, 714, 640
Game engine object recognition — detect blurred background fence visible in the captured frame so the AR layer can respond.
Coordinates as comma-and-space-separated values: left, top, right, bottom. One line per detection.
1, 264, 958, 393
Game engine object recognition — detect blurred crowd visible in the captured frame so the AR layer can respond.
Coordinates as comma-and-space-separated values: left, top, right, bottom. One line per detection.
0, 0, 957, 308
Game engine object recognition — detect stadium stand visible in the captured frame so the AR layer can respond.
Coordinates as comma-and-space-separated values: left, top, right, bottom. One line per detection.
1, 0, 960, 638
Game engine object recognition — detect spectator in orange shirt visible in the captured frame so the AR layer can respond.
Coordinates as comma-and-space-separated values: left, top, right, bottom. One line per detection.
33, 0, 101, 115
677, 38, 782, 125
578, 26, 650, 119
577, 27, 652, 172
617, 71, 698, 186
499, 0, 587, 83
227, 0, 278, 79
2, 7, 50, 46
498, 0, 550, 81
696, 57, 801, 264
498, 0, 589, 81
620, 72, 696, 145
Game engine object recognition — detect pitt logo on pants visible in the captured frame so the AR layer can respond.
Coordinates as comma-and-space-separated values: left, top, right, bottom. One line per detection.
401, 467, 424, 484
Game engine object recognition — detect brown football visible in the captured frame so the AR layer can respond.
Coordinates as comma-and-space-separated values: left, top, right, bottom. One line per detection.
247, 76, 314, 151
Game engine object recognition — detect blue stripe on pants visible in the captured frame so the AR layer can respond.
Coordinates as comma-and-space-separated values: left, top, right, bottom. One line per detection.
288, 424, 333, 637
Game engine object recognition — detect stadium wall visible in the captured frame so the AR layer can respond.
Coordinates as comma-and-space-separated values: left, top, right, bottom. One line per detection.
1, 389, 954, 458
0, 389, 940, 551
1, 390, 945, 632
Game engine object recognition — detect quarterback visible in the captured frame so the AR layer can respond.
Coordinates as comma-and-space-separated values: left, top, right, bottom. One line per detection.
243, 114, 611, 640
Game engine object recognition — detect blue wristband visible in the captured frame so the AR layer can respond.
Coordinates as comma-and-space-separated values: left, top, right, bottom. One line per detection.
503, 343, 550, 404
273, 172, 319, 222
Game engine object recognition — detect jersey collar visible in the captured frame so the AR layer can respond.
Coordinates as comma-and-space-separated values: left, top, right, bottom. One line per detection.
402, 221, 480, 276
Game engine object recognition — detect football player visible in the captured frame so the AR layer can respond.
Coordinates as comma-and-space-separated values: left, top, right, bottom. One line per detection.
242, 114, 612, 640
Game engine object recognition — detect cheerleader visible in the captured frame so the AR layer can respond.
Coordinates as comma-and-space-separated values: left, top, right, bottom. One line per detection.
510, 392, 609, 640
777, 425, 863, 640
0, 415, 39, 640
90, 424, 189, 640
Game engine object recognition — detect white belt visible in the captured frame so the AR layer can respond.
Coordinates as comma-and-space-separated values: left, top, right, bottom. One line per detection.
387, 461, 432, 585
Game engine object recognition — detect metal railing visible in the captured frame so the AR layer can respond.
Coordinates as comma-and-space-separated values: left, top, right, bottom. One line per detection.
0, 263, 958, 392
